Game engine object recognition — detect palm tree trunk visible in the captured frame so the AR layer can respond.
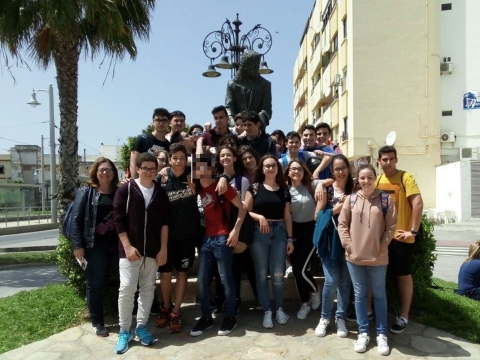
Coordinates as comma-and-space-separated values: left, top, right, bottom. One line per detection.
53, 39, 80, 211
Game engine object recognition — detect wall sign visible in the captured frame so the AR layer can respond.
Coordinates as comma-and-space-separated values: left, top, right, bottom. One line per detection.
463, 91, 480, 110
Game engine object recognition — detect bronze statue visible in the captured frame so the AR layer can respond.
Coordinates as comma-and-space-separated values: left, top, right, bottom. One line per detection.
225, 51, 272, 128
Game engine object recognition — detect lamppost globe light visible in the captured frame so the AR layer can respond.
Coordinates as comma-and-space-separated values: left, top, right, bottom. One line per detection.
27, 92, 41, 107
259, 61, 274, 74
202, 64, 221, 78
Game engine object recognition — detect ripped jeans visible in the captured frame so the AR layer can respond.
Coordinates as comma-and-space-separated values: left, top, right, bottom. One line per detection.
250, 221, 287, 311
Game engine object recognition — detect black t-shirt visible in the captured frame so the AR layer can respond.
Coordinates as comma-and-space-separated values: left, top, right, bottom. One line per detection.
247, 183, 291, 220
94, 193, 117, 246
159, 168, 201, 241
132, 133, 170, 154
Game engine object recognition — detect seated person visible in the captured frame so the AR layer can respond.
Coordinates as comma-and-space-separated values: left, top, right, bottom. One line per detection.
455, 241, 480, 301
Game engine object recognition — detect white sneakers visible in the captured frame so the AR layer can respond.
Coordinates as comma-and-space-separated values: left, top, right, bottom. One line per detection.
276, 307, 289, 324
335, 318, 348, 337
354, 333, 370, 353
315, 318, 330, 337
263, 308, 289, 328
377, 334, 390, 356
310, 291, 321, 310
263, 310, 273, 328
296, 303, 311, 320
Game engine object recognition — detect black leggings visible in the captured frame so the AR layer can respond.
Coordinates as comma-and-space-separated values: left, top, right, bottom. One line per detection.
290, 221, 317, 302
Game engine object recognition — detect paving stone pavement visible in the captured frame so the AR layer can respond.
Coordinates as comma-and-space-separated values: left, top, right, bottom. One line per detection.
1, 300, 478, 360
0, 265, 65, 298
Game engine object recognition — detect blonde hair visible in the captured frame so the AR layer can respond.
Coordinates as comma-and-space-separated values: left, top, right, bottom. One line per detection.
466, 241, 480, 262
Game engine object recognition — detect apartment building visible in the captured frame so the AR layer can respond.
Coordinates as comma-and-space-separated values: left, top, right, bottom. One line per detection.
436, 1, 480, 221
293, 0, 441, 207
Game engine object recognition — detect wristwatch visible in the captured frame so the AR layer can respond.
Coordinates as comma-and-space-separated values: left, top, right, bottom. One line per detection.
410, 228, 418, 235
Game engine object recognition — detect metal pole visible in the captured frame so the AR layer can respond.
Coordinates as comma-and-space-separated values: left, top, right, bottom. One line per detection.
48, 84, 57, 223
84, 149, 86, 175
40, 135, 45, 213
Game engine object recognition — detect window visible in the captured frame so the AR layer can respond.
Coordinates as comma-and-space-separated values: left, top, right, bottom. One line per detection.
322, 0, 332, 30
0, 165, 4, 174
442, 110, 453, 116
343, 17, 347, 39
441, 3, 452, 11
341, 117, 348, 142
332, 33, 338, 54
314, 34, 320, 49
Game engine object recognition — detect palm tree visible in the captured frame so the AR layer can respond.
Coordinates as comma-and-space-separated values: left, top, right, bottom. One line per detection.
0, 0, 155, 210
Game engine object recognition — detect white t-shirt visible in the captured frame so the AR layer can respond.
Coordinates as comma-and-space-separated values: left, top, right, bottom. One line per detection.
135, 179, 154, 207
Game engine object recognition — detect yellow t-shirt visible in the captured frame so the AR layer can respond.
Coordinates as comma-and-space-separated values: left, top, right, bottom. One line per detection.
375, 170, 420, 243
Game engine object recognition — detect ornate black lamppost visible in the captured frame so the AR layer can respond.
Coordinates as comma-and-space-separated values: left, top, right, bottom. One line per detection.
202, 13, 274, 78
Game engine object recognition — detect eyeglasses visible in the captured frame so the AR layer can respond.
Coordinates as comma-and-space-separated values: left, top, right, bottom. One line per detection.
139, 167, 157, 173
191, 131, 203, 136
263, 164, 277, 170
97, 168, 113, 174
333, 166, 348, 173
154, 118, 169, 124
289, 167, 304, 173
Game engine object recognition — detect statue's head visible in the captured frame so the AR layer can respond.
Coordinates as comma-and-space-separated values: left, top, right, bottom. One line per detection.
237, 50, 261, 79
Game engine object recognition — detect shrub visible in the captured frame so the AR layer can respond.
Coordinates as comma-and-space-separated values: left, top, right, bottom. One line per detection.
386, 215, 437, 312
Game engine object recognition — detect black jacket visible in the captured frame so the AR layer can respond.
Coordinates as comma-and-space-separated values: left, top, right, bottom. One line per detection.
70, 186, 103, 250
240, 131, 278, 158
113, 179, 169, 258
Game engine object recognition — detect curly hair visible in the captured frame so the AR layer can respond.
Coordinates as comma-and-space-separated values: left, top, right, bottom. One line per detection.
235, 50, 261, 81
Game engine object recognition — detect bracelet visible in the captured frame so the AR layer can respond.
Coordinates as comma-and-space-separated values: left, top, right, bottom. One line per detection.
287, 236, 295, 243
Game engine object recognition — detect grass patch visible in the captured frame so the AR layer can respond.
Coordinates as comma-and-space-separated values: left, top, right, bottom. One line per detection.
0, 251, 56, 266
411, 278, 480, 343
0, 284, 87, 354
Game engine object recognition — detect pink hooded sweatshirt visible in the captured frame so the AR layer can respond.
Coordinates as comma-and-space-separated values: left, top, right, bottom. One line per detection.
338, 189, 397, 266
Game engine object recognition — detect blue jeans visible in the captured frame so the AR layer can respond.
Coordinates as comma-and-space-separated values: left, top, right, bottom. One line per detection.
320, 256, 351, 320
84, 243, 119, 326
198, 235, 235, 317
250, 221, 287, 311
347, 262, 388, 335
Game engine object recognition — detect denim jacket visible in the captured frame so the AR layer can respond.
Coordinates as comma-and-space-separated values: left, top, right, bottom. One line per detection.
69, 186, 99, 250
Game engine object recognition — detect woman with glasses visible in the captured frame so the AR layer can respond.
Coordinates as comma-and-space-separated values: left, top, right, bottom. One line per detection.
69, 157, 120, 337
284, 159, 324, 320
315, 154, 353, 338
245, 155, 294, 328
154, 149, 169, 173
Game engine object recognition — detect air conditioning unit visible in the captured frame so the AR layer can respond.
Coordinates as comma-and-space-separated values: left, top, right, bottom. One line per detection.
440, 62, 453, 74
440, 131, 455, 143
460, 147, 479, 160
333, 73, 342, 86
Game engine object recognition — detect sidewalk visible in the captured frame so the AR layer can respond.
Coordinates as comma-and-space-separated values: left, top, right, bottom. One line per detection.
1, 299, 478, 360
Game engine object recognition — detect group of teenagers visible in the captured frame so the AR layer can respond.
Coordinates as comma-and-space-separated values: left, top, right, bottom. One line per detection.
69, 105, 424, 356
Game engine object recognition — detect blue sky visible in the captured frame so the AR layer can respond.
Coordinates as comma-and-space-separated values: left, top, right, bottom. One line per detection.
0, 0, 313, 156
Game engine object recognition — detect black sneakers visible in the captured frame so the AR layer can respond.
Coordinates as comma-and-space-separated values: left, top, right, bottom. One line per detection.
218, 316, 236, 336
190, 317, 213, 337
390, 317, 408, 334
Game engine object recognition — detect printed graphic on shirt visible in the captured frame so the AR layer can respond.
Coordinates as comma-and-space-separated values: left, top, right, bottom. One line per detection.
96, 212, 115, 234
200, 192, 214, 210
181, 258, 190, 269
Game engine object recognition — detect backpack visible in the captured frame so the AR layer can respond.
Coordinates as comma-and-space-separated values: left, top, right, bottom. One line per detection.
62, 202, 74, 239
350, 192, 390, 217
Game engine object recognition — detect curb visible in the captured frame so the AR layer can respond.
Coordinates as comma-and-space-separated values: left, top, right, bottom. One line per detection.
0, 262, 56, 271
0, 223, 58, 236
0, 245, 57, 253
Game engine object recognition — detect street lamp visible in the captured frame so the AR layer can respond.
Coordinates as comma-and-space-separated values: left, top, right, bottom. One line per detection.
202, 13, 274, 78
27, 84, 57, 223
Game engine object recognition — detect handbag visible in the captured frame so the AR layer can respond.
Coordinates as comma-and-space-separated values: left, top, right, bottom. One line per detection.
217, 194, 254, 254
